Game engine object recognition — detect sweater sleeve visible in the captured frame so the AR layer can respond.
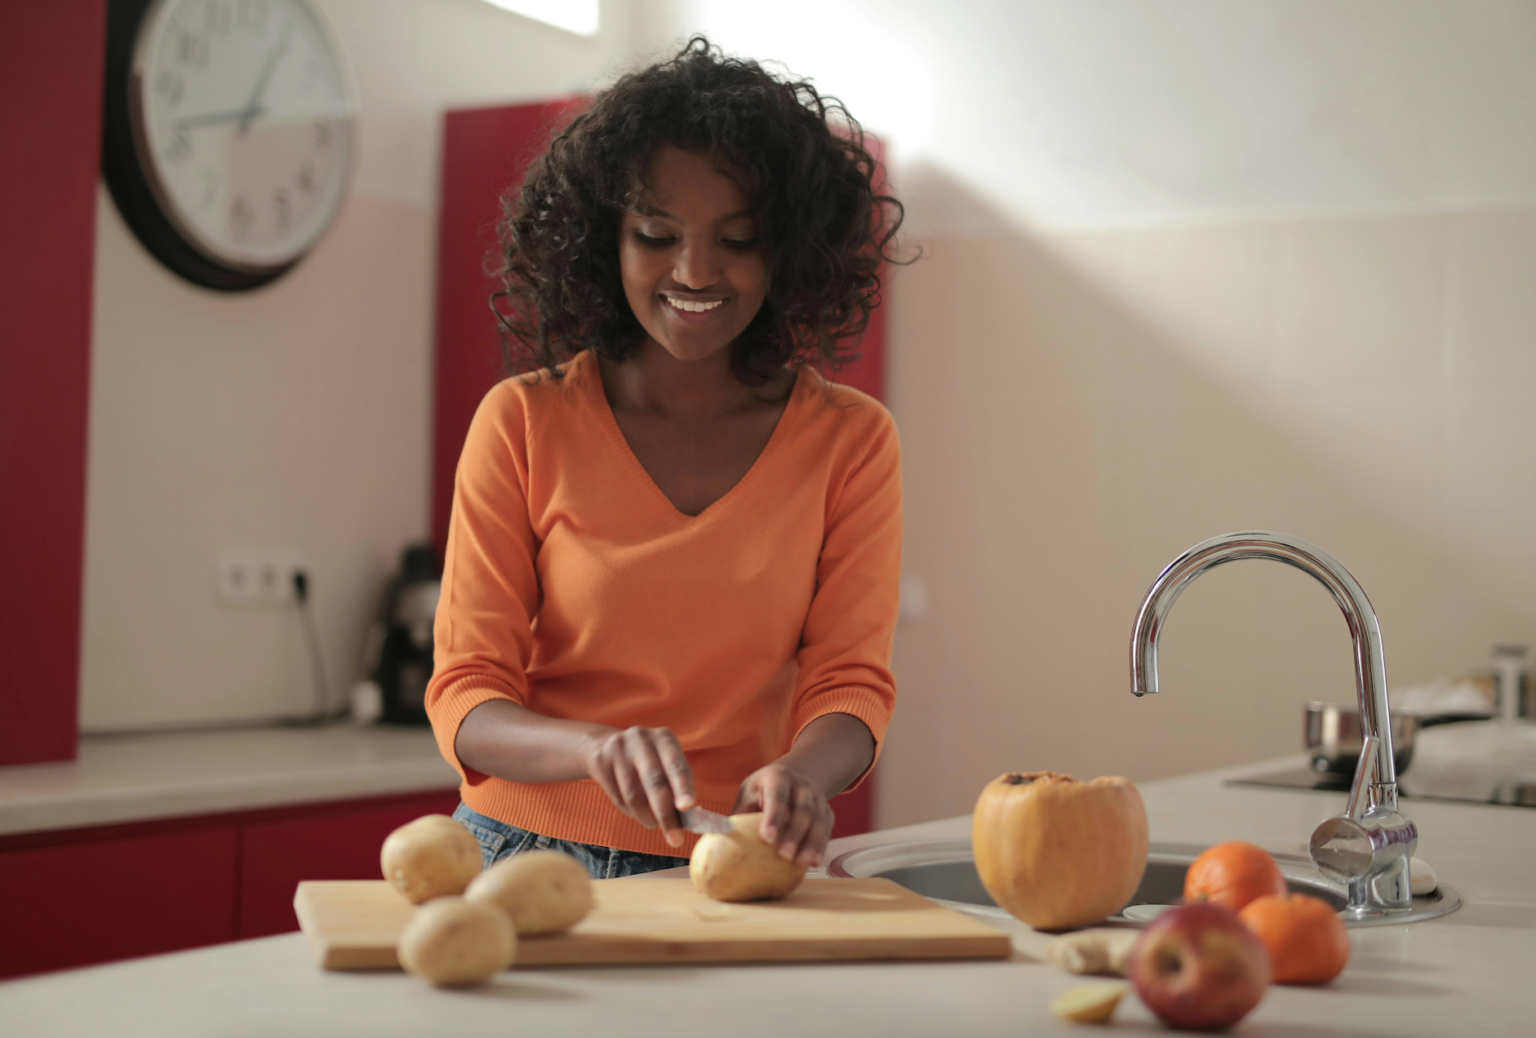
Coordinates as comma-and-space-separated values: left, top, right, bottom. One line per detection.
790, 400, 902, 790
425, 381, 541, 785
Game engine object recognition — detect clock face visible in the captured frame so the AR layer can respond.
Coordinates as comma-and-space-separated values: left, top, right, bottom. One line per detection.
131, 0, 355, 273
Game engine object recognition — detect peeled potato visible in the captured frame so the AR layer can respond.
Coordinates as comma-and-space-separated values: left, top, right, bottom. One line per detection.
380, 815, 482, 904
464, 849, 593, 935
689, 812, 807, 902
398, 897, 516, 987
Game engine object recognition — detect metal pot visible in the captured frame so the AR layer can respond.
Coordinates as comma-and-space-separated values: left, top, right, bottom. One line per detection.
1305, 702, 1417, 776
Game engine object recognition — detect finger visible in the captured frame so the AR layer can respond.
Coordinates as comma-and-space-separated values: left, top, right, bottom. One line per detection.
732, 777, 761, 815
653, 729, 697, 812
797, 808, 834, 867
612, 752, 658, 828
758, 771, 793, 845
776, 785, 816, 861
630, 731, 683, 846
587, 738, 626, 811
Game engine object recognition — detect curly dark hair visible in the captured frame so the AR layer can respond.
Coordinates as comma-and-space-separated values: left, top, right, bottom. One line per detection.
492, 36, 906, 384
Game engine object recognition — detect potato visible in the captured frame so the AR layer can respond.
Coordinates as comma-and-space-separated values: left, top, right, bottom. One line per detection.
464, 849, 593, 935
380, 815, 482, 904
689, 812, 808, 902
397, 897, 515, 987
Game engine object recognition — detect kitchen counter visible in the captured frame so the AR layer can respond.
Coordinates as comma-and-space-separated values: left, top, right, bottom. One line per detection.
0, 725, 458, 837
3, 755, 1533, 1037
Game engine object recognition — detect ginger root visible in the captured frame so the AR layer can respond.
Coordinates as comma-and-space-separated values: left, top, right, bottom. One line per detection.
1046, 928, 1139, 976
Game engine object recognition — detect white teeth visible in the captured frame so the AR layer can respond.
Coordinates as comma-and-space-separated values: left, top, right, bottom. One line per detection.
665, 296, 724, 313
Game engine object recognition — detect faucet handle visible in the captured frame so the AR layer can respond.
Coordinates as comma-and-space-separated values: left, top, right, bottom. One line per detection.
1311, 733, 1418, 914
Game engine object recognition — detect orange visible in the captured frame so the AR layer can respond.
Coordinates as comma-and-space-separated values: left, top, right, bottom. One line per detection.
1183, 841, 1287, 911
1239, 893, 1351, 984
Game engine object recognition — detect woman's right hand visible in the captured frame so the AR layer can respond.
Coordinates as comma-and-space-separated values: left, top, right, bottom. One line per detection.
584, 726, 697, 848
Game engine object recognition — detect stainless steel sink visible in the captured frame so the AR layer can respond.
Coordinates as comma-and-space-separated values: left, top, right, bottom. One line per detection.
828, 839, 1461, 928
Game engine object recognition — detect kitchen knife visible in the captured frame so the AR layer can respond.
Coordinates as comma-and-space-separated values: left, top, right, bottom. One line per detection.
678, 807, 734, 835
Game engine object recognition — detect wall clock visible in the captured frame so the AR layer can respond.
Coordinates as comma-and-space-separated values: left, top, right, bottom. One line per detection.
103, 0, 356, 291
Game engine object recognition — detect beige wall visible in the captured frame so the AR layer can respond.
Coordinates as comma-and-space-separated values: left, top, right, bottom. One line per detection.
668, 0, 1536, 830
80, 0, 661, 729
80, 0, 1536, 843
879, 195, 1536, 827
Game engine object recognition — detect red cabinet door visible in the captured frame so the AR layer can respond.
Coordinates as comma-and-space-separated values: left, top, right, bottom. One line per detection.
0, 828, 238, 979
237, 791, 461, 938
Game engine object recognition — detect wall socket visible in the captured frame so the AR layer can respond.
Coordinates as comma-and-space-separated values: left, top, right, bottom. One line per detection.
216, 550, 306, 605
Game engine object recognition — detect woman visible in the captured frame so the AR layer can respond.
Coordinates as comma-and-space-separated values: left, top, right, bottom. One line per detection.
426, 38, 905, 880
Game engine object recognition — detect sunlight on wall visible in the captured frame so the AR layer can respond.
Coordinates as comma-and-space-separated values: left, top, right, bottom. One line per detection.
679, 0, 936, 156
677, 0, 1536, 230
479, 0, 599, 37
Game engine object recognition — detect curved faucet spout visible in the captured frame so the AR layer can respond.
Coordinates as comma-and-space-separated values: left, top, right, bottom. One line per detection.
1131, 531, 1417, 915
1130, 531, 1398, 802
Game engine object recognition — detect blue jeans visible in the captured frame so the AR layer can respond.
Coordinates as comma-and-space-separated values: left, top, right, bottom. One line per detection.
453, 802, 690, 879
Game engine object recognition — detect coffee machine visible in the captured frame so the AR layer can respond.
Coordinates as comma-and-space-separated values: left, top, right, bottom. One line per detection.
354, 544, 441, 725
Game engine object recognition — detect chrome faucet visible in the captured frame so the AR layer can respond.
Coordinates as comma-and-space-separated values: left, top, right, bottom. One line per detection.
1130, 532, 1417, 917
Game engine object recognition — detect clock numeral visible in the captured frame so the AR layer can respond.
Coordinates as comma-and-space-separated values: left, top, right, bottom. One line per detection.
230, 195, 255, 238
166, 131, 192, 166
313, 121, 332, 149
273, 187, 293, 231
176, 31, 210, 71
297, 160, 317, 196
155, 71, 185, 108
237, 0, 270, 35
202, 0, 233, 38
199, 170, 220, 210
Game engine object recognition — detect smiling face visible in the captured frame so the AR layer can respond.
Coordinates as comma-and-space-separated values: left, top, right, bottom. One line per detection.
619, 146, 769, 365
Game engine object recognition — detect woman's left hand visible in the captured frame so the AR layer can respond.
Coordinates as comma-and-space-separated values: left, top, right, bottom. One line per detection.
732, 762, 835, 867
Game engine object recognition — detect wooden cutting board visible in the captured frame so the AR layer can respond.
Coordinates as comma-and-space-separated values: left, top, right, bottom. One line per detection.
294, 877, 1012, 969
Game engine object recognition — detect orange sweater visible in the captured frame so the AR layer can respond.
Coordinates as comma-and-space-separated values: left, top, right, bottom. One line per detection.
426, 350, 902, 856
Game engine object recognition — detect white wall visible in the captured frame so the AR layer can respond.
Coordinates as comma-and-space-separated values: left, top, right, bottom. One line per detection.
81, 0, 663, 728
683, 0, 1536, 229
663, 0, 1536, 826
82, 0, 1536, 850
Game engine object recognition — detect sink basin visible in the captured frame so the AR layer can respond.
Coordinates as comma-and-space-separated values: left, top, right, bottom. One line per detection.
828, 839, 1461, 928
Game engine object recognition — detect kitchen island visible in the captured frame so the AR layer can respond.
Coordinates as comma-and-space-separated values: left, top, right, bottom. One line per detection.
3, 756, 1531, 1037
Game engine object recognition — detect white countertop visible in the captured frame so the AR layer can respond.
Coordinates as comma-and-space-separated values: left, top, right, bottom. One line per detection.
0, 725, 459, 836
2, 755, 1533, 1036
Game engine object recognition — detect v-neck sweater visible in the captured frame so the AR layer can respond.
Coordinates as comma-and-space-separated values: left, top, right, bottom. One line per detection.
426, 349, 902, 857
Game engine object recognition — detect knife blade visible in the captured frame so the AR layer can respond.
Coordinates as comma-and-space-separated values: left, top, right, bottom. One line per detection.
678, 807, 734, 835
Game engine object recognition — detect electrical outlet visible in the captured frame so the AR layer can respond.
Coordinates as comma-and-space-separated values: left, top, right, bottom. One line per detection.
216, 550, 306, 605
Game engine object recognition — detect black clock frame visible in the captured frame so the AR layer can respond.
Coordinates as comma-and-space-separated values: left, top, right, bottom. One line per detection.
102, 0, 297, 292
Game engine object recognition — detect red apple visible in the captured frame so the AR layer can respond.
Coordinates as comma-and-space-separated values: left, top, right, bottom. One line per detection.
1130, 903, 1271, 1032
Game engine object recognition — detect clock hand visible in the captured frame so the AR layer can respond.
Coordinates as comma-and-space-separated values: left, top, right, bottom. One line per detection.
175, 104, 267, 130
237, 21, 293, 135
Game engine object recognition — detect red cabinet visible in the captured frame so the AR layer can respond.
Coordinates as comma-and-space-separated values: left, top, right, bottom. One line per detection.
0, 789, 459, 979
0, 828, 238, 978
238, 794, 460, 938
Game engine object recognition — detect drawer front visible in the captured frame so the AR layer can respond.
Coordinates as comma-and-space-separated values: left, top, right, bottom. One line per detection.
0, 828, 238, 978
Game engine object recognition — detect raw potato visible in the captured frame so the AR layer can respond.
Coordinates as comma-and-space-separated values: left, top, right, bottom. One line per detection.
464, 849, 594, 935
1049, 983, 1126, 1025
690, 812, 807, 902
380, 815, 482, 904
398, 897, 516, 987
1046, 929, 1139, 976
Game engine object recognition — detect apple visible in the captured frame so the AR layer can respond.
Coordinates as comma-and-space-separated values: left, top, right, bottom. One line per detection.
1130, 903, 1271, 1032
